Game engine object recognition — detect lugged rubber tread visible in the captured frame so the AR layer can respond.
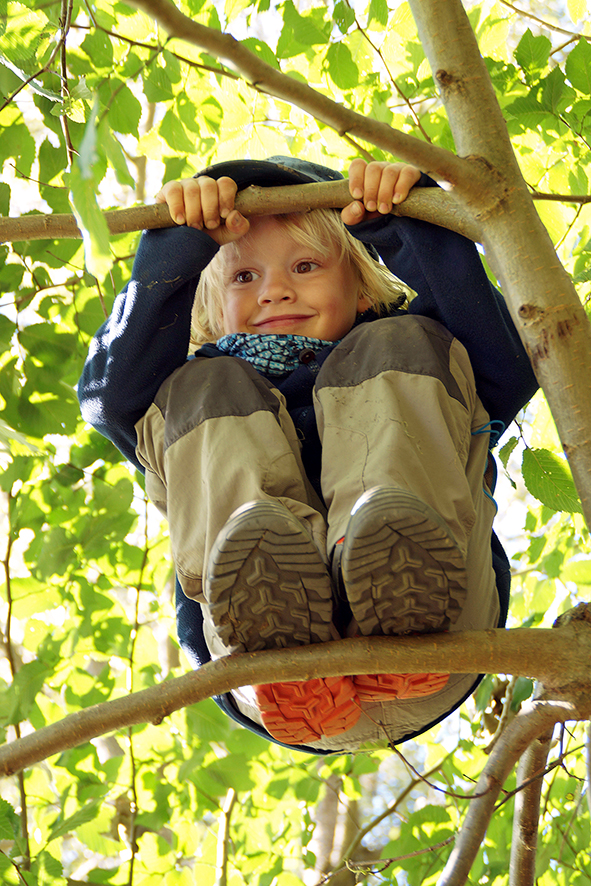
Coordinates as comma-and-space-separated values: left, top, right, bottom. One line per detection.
341, 486, 467, 637
254, 677, 361, 743
353, 672, 450, 702
206, 501, 334, 654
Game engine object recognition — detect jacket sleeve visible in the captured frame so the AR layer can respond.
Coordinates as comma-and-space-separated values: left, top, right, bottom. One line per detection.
78, 225, 219, 468
348, 209, 538, 434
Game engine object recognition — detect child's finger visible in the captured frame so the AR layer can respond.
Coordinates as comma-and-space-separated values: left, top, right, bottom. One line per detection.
216, 176, 238, 220
177, 178, 207, 229
348, 158, 368, 201
392, 165, 422, 204
340, 200, 366, 226
375, 163, 407, 213
358, 161, 387, 212
156, 180, 188, 226
195, 176, 224, 230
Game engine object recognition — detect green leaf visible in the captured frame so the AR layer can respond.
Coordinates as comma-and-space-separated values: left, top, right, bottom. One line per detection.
101, 125, 135, 188
326, 42, 359, 90
561, 559, 591, 585
333, 1, 355, 33
80, 29, 114, 69
0, 181, 9, 215
565, 38, 591, 96
540, 66, 566, 113
2, 658, 54, 725
568, 0, 587, 23
521, 447, 583, 513
144, 61, 174, 102
514, 29, 551, 74
47, 800, 102, 843
368, 0, 388, 27
0, 797, 20, 841
160, 109, 196, 154
68, 100, 112, 280
498, 435, 518, 469
107, 81, 142, 135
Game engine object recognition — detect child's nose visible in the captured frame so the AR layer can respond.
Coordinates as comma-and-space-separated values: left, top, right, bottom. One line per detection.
258, 270, 295, 303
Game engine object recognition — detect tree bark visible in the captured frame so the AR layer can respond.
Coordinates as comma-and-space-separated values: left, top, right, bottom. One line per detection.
438, 699, 586, 886
1, 623, 591, 778
408, 0, 591, 528
509, 722, 553, 886
0, 182, 481, 243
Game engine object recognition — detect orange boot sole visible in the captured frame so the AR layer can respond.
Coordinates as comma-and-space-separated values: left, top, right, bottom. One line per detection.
353, 671, 449, 702
255, 676, 361, 745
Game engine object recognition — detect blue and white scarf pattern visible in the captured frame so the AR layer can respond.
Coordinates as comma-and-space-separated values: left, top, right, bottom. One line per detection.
216, 333, 336, 376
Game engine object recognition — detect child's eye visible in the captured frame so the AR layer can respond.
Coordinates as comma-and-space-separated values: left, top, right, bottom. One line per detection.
233, 270, 259, 284
294, 261, 319, 274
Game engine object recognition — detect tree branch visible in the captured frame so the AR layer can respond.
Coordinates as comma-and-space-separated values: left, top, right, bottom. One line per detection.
2, 623, 591, 778
509, 717, 554, 886
127, 0, 494, 198
438, 699, 586, 886
408, 0, 591, 531
0, 180, 482, 243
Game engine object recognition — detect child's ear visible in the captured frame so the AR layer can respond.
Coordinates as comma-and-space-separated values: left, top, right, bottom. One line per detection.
356, 292, 372, 313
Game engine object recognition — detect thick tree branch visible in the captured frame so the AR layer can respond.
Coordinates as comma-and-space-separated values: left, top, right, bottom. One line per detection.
0, 181, 481, 244
127, 0, 496, 201
438, 699, 588, 886
1, 623, 591, 778
408, 0, 591, 531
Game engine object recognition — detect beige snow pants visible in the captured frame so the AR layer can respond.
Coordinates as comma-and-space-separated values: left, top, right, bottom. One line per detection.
135, 316, 500, 750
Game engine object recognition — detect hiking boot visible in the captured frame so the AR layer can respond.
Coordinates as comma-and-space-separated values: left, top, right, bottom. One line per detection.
335, 486, 466, 702
205, 500, 361, 743
340, 486, 467, 637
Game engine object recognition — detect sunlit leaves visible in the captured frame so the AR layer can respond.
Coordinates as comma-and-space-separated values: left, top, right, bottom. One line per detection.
514, 29, 552, 78
565, 37, 591, 96
522, 447, 583, 514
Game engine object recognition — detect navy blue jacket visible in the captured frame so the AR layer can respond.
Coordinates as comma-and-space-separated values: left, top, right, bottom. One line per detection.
79, 207, 538, 754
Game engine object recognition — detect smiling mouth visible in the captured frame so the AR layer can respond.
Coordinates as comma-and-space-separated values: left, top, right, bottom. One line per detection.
253, 315, 313, 328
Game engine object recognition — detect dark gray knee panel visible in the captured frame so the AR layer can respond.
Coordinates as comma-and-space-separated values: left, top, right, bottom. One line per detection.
316, 316, 467, 409
153, 355, 281, 450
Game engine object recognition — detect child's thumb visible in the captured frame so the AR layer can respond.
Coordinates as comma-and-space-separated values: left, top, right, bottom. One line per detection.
220, 210, 250, 242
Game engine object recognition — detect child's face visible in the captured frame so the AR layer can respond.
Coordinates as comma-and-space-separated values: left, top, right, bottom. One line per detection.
219, 216, 371, 341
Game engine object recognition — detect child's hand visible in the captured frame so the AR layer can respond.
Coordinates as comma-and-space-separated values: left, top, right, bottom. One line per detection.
155, 176, 250, 245
342, 159, 421, 226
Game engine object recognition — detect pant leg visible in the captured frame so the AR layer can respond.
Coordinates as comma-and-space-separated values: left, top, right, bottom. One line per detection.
135, 355, 328, 606
314, 315, 499, 634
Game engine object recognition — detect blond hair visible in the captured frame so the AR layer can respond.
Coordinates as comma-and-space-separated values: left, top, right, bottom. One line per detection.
191, 209, 413, 345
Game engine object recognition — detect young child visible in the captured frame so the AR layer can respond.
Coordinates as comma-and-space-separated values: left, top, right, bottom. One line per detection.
78, 157, 537, 754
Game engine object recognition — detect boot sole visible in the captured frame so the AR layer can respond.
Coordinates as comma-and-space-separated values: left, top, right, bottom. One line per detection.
206, 501, 363, 744
255, 677, 361, 744
206, 500, 334, 653
353, 672, 449, 702
341, 486, 467, 636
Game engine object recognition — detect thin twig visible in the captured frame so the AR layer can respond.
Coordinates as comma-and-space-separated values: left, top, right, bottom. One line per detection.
59, 0, 75, 167
214, 789, 237, 886
497, 0, 584, 37
344, 0, 432, 142
346, 836, 455, 872
390, 743, 504, 802
485, 674, 517, 755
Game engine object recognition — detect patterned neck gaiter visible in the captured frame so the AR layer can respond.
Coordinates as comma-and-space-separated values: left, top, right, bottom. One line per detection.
215, 333, 337, 376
